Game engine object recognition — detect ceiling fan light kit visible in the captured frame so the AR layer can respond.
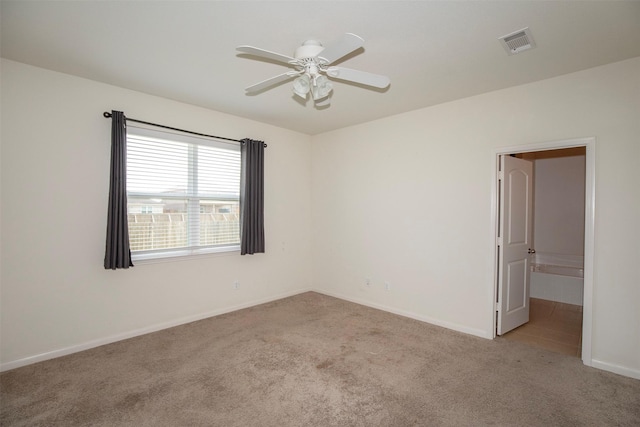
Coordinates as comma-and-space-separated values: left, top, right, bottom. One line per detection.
291, 59, 333, 101
237, 33, 390, 107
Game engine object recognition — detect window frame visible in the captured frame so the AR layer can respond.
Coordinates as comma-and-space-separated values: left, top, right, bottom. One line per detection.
126, 125, 241, 263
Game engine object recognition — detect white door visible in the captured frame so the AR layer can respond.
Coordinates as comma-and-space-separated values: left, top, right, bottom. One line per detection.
497, 155, 534, 335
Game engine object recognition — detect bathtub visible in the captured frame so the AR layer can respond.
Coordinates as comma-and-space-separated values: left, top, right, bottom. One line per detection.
530, 254, 584, 306
532, 263, 584, 278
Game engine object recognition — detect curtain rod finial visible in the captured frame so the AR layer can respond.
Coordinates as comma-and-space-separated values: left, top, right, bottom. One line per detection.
103, 112, 112, 118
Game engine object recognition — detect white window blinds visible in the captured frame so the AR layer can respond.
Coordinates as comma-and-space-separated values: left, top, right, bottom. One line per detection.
126, 126, 241, 260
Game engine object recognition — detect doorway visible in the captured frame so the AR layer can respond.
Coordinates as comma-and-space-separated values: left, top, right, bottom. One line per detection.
491, 138, 595, 366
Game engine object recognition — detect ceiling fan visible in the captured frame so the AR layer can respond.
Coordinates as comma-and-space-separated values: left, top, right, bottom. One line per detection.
237, 33, 390, 106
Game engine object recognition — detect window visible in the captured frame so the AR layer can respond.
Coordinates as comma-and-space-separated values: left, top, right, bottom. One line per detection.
126, 126, 241, 260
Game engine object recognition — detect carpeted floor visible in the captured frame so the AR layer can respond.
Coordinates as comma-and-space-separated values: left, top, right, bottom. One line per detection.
1, 292, 639, 426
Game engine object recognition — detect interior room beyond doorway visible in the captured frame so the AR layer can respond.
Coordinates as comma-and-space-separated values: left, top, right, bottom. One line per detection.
501, 146, 586, 357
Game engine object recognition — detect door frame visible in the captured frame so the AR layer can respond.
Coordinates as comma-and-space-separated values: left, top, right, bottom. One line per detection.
489, 137, 595, 366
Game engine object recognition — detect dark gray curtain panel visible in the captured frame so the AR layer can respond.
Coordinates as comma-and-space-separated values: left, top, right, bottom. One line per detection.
240, 139, 265, 255
104, 110, 134, 269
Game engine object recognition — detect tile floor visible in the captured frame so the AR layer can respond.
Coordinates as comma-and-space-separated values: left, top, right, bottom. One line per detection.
502, 298, 583, 357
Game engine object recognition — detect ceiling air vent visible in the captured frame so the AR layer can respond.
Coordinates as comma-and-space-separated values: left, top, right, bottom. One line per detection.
499, 27, 536, 55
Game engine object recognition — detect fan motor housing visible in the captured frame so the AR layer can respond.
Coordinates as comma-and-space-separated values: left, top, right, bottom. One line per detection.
295, 40, 324, 59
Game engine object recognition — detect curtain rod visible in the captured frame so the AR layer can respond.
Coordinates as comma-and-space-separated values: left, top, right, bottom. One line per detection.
103, 112, 267, 147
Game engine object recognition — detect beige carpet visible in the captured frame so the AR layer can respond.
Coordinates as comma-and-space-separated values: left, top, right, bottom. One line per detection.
1, 292, 639, 426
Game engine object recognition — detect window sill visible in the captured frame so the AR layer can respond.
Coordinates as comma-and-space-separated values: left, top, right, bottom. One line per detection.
132, 245, 241, 265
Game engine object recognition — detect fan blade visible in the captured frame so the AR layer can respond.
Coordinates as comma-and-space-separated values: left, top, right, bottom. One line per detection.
237, 46, 296, 65
317, 33, 364, 65
326, 66, 390, 89
245, 71, 299, 93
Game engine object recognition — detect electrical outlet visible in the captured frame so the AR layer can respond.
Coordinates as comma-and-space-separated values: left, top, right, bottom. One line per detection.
384, 281, 391, 291
365, 278, 371, 287
233, 280, 240, 290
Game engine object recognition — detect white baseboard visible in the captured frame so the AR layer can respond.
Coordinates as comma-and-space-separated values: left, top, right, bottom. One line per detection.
590, 359, 640, 380
0, 287, 312, 372
312, 289, 492, 339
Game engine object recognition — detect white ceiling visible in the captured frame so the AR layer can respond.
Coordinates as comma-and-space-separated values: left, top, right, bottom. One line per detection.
2, 1, 639, 135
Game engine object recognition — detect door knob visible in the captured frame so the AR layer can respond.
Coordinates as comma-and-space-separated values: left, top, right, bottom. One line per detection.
528, 248, 536, 254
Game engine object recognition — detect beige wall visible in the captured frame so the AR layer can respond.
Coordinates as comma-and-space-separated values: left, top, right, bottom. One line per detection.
0, 59, 313, 367
2, 57, 639, 379
311, 57, 640, 377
